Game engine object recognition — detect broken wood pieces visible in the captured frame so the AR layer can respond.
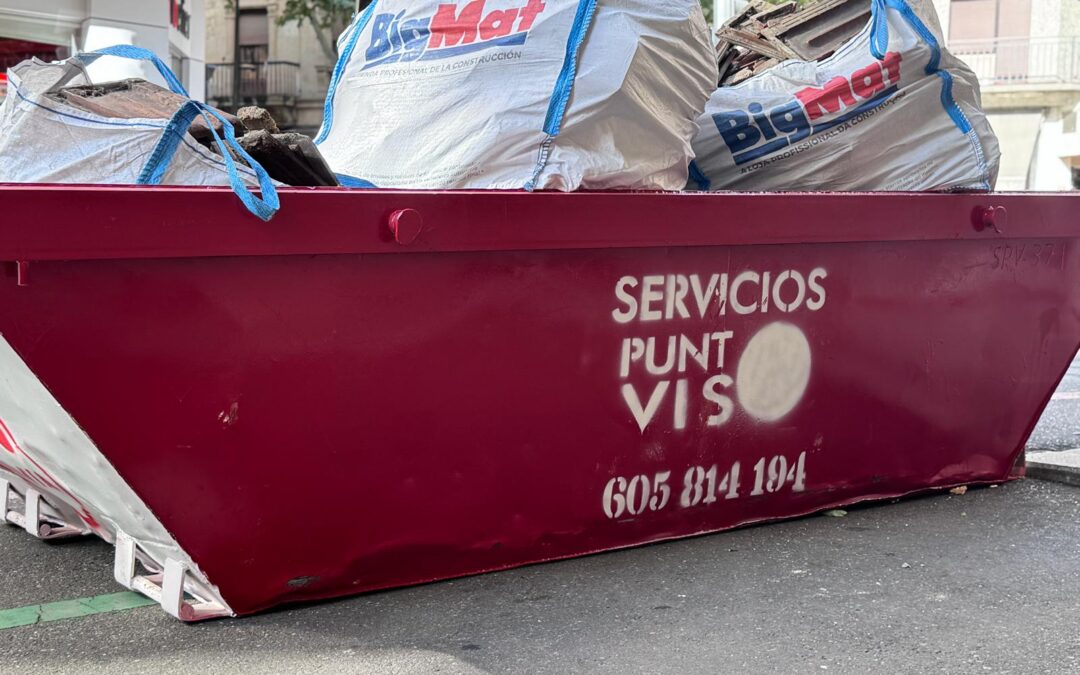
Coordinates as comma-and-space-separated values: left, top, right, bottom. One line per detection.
53, 79, 239, 148
238, 130, 337, 188
52, 79, 337, 187
716, 0, 872, 86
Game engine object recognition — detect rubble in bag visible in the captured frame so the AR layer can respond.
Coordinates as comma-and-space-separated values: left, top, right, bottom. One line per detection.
236, 108, 338, 187
237, 106, 280, 134
691, 0, 1001, 193
716, 0, 871, 86
316, 0, 716, 191
0, 47, 280, 221
51, 79, 240, 151
50, 80, 338, 188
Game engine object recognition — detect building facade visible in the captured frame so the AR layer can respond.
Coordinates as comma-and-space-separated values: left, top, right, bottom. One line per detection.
203, 0, 342, 133
0, 0, 206, 100
946, 0, 1080, 190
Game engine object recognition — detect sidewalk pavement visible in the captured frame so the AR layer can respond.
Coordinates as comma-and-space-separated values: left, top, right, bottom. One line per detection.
1026, 448, 1080, 488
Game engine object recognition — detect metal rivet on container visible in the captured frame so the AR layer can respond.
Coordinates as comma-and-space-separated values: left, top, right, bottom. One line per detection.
388, 209, 424, 246
978, 205, 1007, 234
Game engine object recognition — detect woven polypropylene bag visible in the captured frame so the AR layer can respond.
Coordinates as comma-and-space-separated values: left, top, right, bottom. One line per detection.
316, 0, 717, 191
0, 48, 278, 220
690, 0, 999, 192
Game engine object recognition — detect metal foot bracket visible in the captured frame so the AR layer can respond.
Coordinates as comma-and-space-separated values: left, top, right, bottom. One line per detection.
113, 530, 229, 622
1, 479, 86, 539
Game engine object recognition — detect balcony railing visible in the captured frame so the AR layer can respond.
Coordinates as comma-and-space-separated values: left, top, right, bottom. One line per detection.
951, 36, 1080, 87
205, 61, 301, 106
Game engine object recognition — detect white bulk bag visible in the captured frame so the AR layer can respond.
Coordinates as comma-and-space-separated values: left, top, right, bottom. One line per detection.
690, 0, 1000, 192
316, 0, 717, 191
0, 46, 279, 220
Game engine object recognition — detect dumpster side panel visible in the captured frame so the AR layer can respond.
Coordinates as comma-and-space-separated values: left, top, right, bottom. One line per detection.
0, 230, 1074, 615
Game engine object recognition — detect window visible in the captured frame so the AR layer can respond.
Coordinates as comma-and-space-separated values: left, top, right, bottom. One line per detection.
949, 0, 1031, 42
238, 9, 270, 63
170, 52, 187, 89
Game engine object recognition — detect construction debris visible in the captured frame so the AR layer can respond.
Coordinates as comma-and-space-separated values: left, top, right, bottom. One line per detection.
50, 79, 337, 187
238, 130, 337, 188
52, 79, 240, 149
692, 0, 1000, 192
716, 0, 871, 86
237, 106, 281, 134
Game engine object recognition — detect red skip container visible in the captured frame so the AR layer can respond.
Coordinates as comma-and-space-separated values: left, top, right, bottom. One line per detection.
0, 186, 1075, 620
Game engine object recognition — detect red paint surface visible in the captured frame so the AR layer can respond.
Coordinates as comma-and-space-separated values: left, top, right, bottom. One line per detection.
0, 186, 1077, 616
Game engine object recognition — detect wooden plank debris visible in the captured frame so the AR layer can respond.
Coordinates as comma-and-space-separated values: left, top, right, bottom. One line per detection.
53, 79, 239, 148
48, 79, 338, 186
716, 0, 871, 86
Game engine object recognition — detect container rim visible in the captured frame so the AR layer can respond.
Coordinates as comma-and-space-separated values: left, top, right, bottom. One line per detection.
0, 185, 1074, 262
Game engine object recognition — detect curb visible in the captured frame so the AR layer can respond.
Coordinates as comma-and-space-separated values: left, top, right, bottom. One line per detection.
1026, 449, 1080, 488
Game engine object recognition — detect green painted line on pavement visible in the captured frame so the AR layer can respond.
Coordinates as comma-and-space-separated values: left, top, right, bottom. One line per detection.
0, 592, 156, 630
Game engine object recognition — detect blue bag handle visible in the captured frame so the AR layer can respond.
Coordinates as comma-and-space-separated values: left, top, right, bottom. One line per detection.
138, 101, 280, 222
525, 0, 599, 191
868, 0, 970, 133
868, 0, 990, 189
74, 44, 277, 220
869, 0, 940, 73
78, 45, 190, 97
335, 173, 377, 189
314, 1, 380, 145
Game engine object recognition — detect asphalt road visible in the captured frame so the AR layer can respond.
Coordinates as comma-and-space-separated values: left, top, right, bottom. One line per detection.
2, 480, 1079, 674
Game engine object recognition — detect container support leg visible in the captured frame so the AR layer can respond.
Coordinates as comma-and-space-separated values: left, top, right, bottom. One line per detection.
1, 481, 84, 539
114, 530, 229, 621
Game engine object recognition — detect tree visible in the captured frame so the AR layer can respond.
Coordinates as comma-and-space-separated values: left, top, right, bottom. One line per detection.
276, 0, 367, 62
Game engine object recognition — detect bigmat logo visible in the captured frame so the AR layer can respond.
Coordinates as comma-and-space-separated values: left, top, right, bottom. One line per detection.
714, 52, 903, 165
365, 0, 547, 69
